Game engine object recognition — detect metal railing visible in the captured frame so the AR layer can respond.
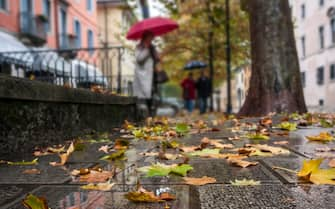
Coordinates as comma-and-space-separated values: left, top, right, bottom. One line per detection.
0, 47, 134, 96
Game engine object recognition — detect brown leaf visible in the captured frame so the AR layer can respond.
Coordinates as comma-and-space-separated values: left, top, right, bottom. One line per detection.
227, 158, 259, 168
79, 170, 115, 183
179, 146, 200, 153
260, 117, 272, 126
183, 176, 217, 185
22, 169, 41, 175
159, 192, 176, 201
49, 142, 74, 166
98, 145, 109, 153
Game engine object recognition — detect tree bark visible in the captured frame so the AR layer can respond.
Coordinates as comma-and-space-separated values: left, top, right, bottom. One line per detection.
238, 0, 307, 117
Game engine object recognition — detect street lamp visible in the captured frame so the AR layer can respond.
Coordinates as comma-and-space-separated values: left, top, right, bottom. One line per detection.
226, 0, 232, 114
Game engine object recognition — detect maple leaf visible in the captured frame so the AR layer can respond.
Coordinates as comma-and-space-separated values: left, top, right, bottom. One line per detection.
306, 132, 334, 142
137, 163, 193, 177
81, 181, 115, 191
183, 176, 217, 185
179, 146, 200, 153
297, 159, 323, 177
125, 186, 163, 203
49, 142, 74, 166
201, 137, 234, 149
79, 170, 115, 183
227, 158, 259, 168
230, 179, 261, 186
247, 144, 290, 155
22, 194, 48, 209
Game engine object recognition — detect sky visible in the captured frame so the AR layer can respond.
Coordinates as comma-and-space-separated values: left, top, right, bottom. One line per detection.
149, 0, 167, 17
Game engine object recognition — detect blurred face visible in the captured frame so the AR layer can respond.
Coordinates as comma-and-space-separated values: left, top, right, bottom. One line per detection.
143, 33, 154, 45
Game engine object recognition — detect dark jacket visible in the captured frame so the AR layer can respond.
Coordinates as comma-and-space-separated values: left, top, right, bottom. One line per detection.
196, 76, 211, 98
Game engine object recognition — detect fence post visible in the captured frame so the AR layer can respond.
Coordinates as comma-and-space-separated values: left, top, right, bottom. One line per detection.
117, 48, 122, 94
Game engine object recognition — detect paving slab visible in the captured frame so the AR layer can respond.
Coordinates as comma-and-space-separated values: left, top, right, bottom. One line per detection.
0, 162, 93, 184
0, 185, 37, 207
5, 185, 194, 209
198, 184, 335, 209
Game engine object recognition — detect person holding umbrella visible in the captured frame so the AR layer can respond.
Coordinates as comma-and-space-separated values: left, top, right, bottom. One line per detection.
127, 17, 179, 116
133, 31, 158, 116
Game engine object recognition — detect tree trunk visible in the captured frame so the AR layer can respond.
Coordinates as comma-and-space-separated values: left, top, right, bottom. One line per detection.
238, 0, 307, 117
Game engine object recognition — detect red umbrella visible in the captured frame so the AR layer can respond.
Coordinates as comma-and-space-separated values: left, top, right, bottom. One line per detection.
126, 17, 179, 40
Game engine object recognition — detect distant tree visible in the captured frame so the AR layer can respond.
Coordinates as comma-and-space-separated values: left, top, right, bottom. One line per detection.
238, 0, 307, 116
157, 0, 250, 84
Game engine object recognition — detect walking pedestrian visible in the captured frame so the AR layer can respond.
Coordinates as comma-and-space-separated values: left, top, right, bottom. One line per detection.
181, 72, 196, 113
133, 31, 159, 116
196, 71, 211, 114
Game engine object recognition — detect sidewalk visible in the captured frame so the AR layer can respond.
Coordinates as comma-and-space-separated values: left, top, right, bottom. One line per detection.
1, 114, 335, 209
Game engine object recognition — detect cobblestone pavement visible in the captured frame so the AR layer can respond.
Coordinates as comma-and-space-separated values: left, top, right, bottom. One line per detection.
1, 116, 335, 209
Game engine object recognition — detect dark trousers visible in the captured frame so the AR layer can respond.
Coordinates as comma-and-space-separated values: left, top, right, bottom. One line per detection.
199, 97, 208, 114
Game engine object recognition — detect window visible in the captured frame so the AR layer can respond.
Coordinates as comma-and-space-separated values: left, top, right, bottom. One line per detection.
0, 0, 8, 11
317, 66, 324, 85
87, 29, 94, 55
301, 72, 306, 88
301, 4, 305, 19
86, 0, 93, 11
319, 0, 324, 7
74, 20, 81, 48
319, 26, 324, 49
331, 19, 335, 44
301, 36, 306, 57
330, 64, 335, 80
43, 0, 51, 32
319, 99, 324, 106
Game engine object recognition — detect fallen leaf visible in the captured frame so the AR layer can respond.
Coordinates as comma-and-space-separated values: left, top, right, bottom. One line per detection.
230, 179, 261, 186
179, 146, 200, 153
7, 158, 38, 166
49, 142, 74, 166
81, 181, 115, 191
137, 163, 193, 177
159, 192, 176, 201
227, 158, 259, 168
309, 168, 335, 185
79, 170, 115, 183
277, 122, 297, 131
100, 149, 126, 161
125, 186, 163, 203
246, 133, 269, 140
188, 148, 221, 157
22, 194, 48, 209
297, 159, 323, 177
22, 169, 41, 175
98, 145, 110, 153
183, 176, 217, 185
328, 159, 335, 168
274, 141, 289, 145
260, 117, 272, 126
114, 139, 130, 150
306, 132, 334, 142
247, 144, 290, 155
315, 147, 332, 152
201, 138, 234, 149
175, 123, 190, 134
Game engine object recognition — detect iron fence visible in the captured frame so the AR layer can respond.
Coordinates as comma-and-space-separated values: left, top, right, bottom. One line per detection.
0, 47, 134, 96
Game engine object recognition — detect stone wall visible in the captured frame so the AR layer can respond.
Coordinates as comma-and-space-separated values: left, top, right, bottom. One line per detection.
0, 76, 137, 157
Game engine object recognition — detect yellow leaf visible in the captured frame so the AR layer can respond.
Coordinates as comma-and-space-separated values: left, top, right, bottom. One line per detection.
309, 168, 335, 185
183, 176, 217, 185
306, 132, 334, 142
22, 194, 48, 209
297, 159, 323, 177
49, 142, 74, 166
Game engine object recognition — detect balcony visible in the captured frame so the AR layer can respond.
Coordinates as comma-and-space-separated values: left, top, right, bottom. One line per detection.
19, 12, 47, 46
59, 33, 77, 59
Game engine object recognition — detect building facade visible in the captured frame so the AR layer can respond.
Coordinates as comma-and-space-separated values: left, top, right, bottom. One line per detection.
291, 0, 335, 112
0, 0, 99, 49
97, 0, 137, 94
217, 64, 251, 113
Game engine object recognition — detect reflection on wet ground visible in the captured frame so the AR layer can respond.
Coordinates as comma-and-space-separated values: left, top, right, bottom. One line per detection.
1, 120, 335, 209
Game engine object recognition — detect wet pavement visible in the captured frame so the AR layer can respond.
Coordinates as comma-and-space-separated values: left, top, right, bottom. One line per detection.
1, 117, 335, 209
